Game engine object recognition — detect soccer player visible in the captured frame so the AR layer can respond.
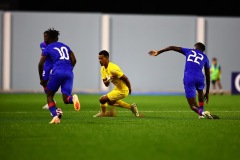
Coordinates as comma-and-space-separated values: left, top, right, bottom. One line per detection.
38, 28, 80, 124
39, 30, 54, 110
93, 50, 139, 117
148, 42, 219, 119
210, 57, 223, 95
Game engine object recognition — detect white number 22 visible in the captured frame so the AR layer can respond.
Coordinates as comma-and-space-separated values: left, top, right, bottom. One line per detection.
187, 50, 203, 65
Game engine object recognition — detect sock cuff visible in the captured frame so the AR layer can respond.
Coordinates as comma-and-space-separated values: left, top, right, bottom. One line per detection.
48, 102, 56, 107
199, 102, 204, 106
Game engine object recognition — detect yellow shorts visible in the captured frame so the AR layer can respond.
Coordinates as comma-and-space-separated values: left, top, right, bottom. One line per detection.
107, 88, 129, 102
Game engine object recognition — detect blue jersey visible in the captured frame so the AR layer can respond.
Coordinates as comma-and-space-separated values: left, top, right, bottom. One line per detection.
42, 42, 74, 72
40, 42, 53, 80
42, 41, 74, 95
181, 48, 210, 77
181, 48, 210, 98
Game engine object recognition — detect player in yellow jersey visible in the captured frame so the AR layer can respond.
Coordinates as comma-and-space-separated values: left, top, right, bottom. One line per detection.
93, 50, 139, 117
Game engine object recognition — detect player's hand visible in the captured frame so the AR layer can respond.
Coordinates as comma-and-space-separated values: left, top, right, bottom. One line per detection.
106, 77, 111, 82
110, 75, 117, 81
40, 80, 47, 87
204, 94, 209, 104
148, 50, 158, 56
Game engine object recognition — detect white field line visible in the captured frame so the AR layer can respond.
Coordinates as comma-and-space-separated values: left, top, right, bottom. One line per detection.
0, 110, 240, 114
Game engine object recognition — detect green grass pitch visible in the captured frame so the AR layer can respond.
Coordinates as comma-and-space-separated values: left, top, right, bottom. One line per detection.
0, 93, 240, 160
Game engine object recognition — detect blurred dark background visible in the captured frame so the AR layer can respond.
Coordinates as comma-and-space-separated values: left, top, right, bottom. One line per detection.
0, 0, 239, 17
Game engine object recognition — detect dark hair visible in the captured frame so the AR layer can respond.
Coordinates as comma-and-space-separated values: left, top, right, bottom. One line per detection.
47, 27, 60, 41
212, 57, 217, 61
99, 50, 109, 57
43, 30, 49, 34
194, 42, 205, 52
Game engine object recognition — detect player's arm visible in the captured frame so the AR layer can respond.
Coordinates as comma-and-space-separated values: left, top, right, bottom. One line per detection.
119, 74, 132, 94
148, 46, 182, 56
38, 55, 47, 86
218, 65, 222, 78
69, 51, 77, 67
204, 67, 210, 103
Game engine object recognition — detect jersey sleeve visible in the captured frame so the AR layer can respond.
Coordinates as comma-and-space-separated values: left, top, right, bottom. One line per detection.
42, 47, 48, 56
181, 48, 191, 56
111, 65, 123, 78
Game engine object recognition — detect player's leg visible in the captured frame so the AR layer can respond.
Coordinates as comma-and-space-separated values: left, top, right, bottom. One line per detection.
42, 86, 49, 109
196, 89, 207, 118
186, 97, 199, 114
93, 94, 109, 117
42, 68, 56, 109
47, 74, 61, 124
94, 89, 121, 117
46, 90, 60, 124
110, 90, 139, 117
42, 85, 57, 109
110, 90, 130, 109
196, 78, 214, 119
212, 80, 217, 95
184, 75, 206, 117
61, 71, 80, 111
216, 79, 223, 94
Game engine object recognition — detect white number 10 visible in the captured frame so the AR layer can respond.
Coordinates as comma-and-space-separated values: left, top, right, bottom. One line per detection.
54, 47, 69, 60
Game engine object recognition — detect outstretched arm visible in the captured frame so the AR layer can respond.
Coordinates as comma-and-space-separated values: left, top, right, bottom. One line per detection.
148, 46, 182, 56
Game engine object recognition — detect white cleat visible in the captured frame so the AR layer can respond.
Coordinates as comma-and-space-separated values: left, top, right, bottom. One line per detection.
93, 111, 105, 117
131, 103, 139, 117
42, 104, 49, 110
199, 115, 205, 119
202, 111, 213, 119
73, 94, 80, 111
49, 116, 60, 124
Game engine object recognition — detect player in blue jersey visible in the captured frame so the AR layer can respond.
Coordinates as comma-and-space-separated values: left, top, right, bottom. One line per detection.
38, 28, 80, 124
40, 30, 54, 110
148, 42, 219, 119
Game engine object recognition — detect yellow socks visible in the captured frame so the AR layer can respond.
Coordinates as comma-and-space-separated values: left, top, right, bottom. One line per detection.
113, 100, 131, 109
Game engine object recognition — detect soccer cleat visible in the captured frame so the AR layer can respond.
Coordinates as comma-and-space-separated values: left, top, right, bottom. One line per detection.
131, 103, 139, 117
211, 114, 220, 119
50, 108, 63, 119
73, 94, 80, 111
203, 111, 214, 119
93, 111, 105, 117
199, 115, 205, 119
49, 116, 60, 124
42, 104, 49, 110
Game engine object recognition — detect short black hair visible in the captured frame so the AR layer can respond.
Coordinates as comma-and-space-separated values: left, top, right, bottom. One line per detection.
194, 42, 205, 52
212, 57, 217, 61
99, 50, 109, 57
47, 27, 60, 41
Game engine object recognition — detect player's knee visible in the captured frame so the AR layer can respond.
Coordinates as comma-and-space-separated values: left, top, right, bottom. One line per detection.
99, 95, 108, 104
99, 98, 106, 104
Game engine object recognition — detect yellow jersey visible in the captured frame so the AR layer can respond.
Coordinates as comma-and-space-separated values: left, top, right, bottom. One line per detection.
100, 62, 128, 91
